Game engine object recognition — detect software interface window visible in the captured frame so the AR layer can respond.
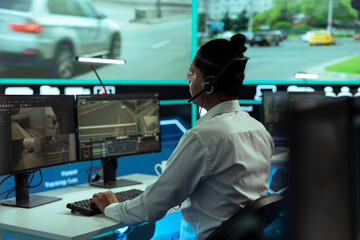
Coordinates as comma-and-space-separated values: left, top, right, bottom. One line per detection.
77, 94, 161, 161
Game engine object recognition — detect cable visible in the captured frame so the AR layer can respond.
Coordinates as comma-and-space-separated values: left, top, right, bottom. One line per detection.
0, 187, 15, 197
0, 175, 15, 200
0, 174, 14, 187
5, 188, 15, 199
88, 160, 93, 183
1, 170, 43, 200
92, 168, 103, 182
26, 170, 43, 188
91, 63, 107, 94
27, 171, 35, 187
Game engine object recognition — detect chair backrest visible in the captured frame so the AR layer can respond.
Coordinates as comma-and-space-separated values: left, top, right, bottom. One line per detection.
205, 194, 285, 240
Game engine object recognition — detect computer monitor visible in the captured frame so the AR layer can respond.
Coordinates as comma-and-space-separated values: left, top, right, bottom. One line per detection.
288, 97, 360, 240
76, 93, 161, 188
261, 91, 326, 146
0, 95, 77, 208
261, 91, 289, 146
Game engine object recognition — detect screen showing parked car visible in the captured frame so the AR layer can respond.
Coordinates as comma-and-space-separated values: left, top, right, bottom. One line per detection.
0, 0, 192, 80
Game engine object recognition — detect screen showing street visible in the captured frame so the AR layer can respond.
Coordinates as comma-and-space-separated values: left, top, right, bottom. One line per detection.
0, 0, 192, 80
77, 94, 161, 161
197, 0, 360, 81
0, 0, 359, 81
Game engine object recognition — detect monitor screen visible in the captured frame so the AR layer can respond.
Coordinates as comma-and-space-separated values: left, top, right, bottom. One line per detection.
197, 1, 358, 81
262, 91, 289, 141
0, 95, 77, 176
261, 91, 327, 145
76, 93, 161, 161
0, 0, 192, 80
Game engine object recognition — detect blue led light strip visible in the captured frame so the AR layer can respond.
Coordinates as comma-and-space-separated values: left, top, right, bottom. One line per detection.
2, 79, 360, 86
160, 119, 188, 134
191, 0, 198, 59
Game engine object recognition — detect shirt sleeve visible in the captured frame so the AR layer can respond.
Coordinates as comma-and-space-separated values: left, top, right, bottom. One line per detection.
104, 130, 210, 225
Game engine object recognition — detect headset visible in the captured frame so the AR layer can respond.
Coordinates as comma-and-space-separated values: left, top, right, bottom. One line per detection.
188, 56, 249, 103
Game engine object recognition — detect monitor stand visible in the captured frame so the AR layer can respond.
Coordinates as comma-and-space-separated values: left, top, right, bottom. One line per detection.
1, 172, 61, 208
89, 158, 141, 188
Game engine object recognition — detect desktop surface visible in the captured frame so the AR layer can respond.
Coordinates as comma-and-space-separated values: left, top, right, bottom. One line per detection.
0, 174, 157, 240
271, 148, 289, 169
0, 162, 288, 239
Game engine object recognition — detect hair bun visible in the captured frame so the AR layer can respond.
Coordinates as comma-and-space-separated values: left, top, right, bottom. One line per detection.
230, 34, 247, 55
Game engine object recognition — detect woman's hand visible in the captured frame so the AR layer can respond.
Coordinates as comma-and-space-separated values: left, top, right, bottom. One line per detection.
91, 191, 119, 213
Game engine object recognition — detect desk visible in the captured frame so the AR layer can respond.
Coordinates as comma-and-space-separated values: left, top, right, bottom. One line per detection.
0, 174, 158, 240
271, 150, 289, 169
0, 158, 287, 240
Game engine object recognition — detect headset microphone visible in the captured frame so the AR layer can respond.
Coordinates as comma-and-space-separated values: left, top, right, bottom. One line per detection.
188, 89, 206, 103
188, 56, 249, 103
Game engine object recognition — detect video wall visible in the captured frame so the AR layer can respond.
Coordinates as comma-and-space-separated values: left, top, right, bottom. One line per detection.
0, 0, 360, 201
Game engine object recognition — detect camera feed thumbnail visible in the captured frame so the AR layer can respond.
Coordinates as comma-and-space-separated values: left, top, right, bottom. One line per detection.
77, 96, 160, 160
0, 96, 76, 175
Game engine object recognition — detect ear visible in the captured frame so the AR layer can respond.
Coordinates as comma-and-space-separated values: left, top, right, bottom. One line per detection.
203, 75, 214, 80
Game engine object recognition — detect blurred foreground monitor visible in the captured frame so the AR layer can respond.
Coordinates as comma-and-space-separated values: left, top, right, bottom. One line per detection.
288, 97, 360, 240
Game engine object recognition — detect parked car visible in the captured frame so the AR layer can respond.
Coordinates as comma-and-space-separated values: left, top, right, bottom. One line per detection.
0, 0, 121, 78
300, 31, 315, 42
309, 30, 336, 45
272, 30, 287, 41
240, 31, 254, 43
248, 31, 280, 46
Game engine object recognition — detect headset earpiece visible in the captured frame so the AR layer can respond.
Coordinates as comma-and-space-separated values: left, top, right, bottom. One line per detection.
202, 78, 215, 95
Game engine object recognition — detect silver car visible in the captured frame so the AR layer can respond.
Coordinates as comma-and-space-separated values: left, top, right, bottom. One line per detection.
0, 0, 121, 78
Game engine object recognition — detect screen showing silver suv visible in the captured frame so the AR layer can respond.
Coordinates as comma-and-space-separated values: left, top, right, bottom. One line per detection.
0, 0, 192, 80
0, 0, 121, 78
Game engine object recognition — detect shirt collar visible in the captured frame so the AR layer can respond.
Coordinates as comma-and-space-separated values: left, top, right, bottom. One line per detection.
195, 100, 242, 126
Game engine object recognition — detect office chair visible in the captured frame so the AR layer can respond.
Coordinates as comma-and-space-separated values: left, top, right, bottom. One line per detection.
205, 193, 285, 240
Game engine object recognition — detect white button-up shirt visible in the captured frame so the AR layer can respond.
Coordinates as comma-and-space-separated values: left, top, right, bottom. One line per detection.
105, 100, 274, 240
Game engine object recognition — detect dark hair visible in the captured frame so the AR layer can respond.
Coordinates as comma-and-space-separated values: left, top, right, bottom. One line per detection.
195, 34, 248, 98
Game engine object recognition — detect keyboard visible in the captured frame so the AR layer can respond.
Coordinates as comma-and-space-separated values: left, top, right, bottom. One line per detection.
67, 189, 143, 216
